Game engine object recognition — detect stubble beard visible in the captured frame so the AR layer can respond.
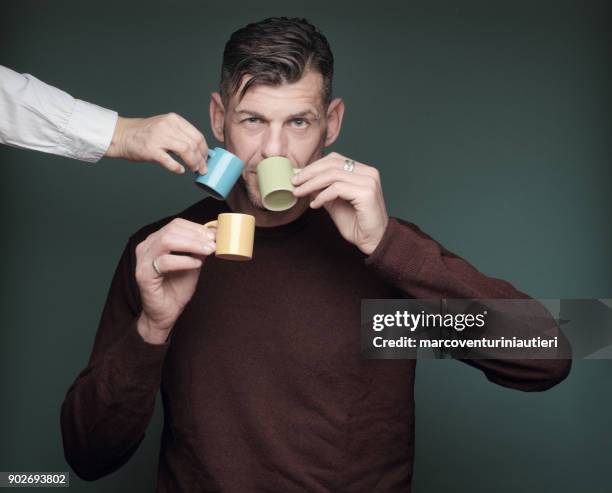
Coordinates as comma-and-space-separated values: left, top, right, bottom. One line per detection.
243, 177, 267, 210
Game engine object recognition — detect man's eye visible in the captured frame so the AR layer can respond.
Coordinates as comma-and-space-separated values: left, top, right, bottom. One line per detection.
243, 117, 261, 124
291, 118, 309, 128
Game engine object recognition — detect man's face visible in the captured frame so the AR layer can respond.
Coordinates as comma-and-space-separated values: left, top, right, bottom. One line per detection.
211, 71, 333, 209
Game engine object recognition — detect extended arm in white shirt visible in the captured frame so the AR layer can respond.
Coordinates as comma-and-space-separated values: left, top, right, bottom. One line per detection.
0, 65, 118, 162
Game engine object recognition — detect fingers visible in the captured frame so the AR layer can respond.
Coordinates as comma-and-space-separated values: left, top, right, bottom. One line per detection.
156, 150, 185, 175
170, 114, 209, 173
156, 219, 216, 254
166, 220, 217, 248
164, 136, 206, 175
136, 219, 217, 278
310, 181, 369, 209
292, 152, 379, 186
106, 113, 209, 175
172, 217, 216, 237
156, 233, 215, 257
168, 113, 208, 174
151, 253, 203, 276
293, 167, 376, 198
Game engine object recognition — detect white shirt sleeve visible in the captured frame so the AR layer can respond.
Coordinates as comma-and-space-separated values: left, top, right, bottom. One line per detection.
0, 65, 118, 162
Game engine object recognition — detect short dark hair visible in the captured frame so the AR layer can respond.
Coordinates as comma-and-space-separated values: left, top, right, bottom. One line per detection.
220, 17, 334, 107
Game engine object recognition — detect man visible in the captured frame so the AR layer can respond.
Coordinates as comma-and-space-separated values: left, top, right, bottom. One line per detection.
61, 17, 571, 492
0, 65, 208, 174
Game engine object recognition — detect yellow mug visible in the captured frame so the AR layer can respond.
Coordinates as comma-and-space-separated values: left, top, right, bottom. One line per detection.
203, 213, 255, 261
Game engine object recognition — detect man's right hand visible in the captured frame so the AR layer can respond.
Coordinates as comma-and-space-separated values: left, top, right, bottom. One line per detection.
135, 218, 216, 345
106, 113, 209, 175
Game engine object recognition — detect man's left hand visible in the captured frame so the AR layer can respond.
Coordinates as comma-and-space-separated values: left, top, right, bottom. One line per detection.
292, 152, 389, 256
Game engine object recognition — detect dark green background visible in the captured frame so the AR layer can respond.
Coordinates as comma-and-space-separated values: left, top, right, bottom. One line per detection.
1, 1, 610, 491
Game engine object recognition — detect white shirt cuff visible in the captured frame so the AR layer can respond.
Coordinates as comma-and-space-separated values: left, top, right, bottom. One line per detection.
57, 99, 118, 163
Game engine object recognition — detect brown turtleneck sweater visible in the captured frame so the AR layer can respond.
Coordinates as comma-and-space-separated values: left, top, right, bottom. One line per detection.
60, 197, 571, 492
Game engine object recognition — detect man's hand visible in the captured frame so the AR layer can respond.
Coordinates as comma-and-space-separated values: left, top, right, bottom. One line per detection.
106, 113, 208, 175
135, 218, 216, 344
292, 152, 389, 256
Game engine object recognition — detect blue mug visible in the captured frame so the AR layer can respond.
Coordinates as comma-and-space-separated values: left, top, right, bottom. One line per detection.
195, 147, 244, 200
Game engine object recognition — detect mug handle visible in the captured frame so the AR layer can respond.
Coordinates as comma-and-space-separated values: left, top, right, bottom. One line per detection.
203, 221, 218, 255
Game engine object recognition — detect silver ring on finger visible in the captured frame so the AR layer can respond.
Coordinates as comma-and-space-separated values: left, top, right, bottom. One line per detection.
343, 159, 355, 173
152, 257, 163, 278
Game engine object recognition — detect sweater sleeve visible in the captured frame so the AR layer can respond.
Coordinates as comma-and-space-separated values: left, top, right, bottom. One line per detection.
364, 217, 572, 392
60, 236, 169, 480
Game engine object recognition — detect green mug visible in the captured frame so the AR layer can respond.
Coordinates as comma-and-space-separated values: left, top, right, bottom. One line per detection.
256, 156, 301, 211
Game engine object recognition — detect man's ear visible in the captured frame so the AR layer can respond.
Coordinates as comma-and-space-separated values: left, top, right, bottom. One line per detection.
324, 97, 345, 147
209, 92, 225, 143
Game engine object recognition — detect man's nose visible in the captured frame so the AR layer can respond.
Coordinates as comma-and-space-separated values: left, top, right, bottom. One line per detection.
260, 125, 287, 159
